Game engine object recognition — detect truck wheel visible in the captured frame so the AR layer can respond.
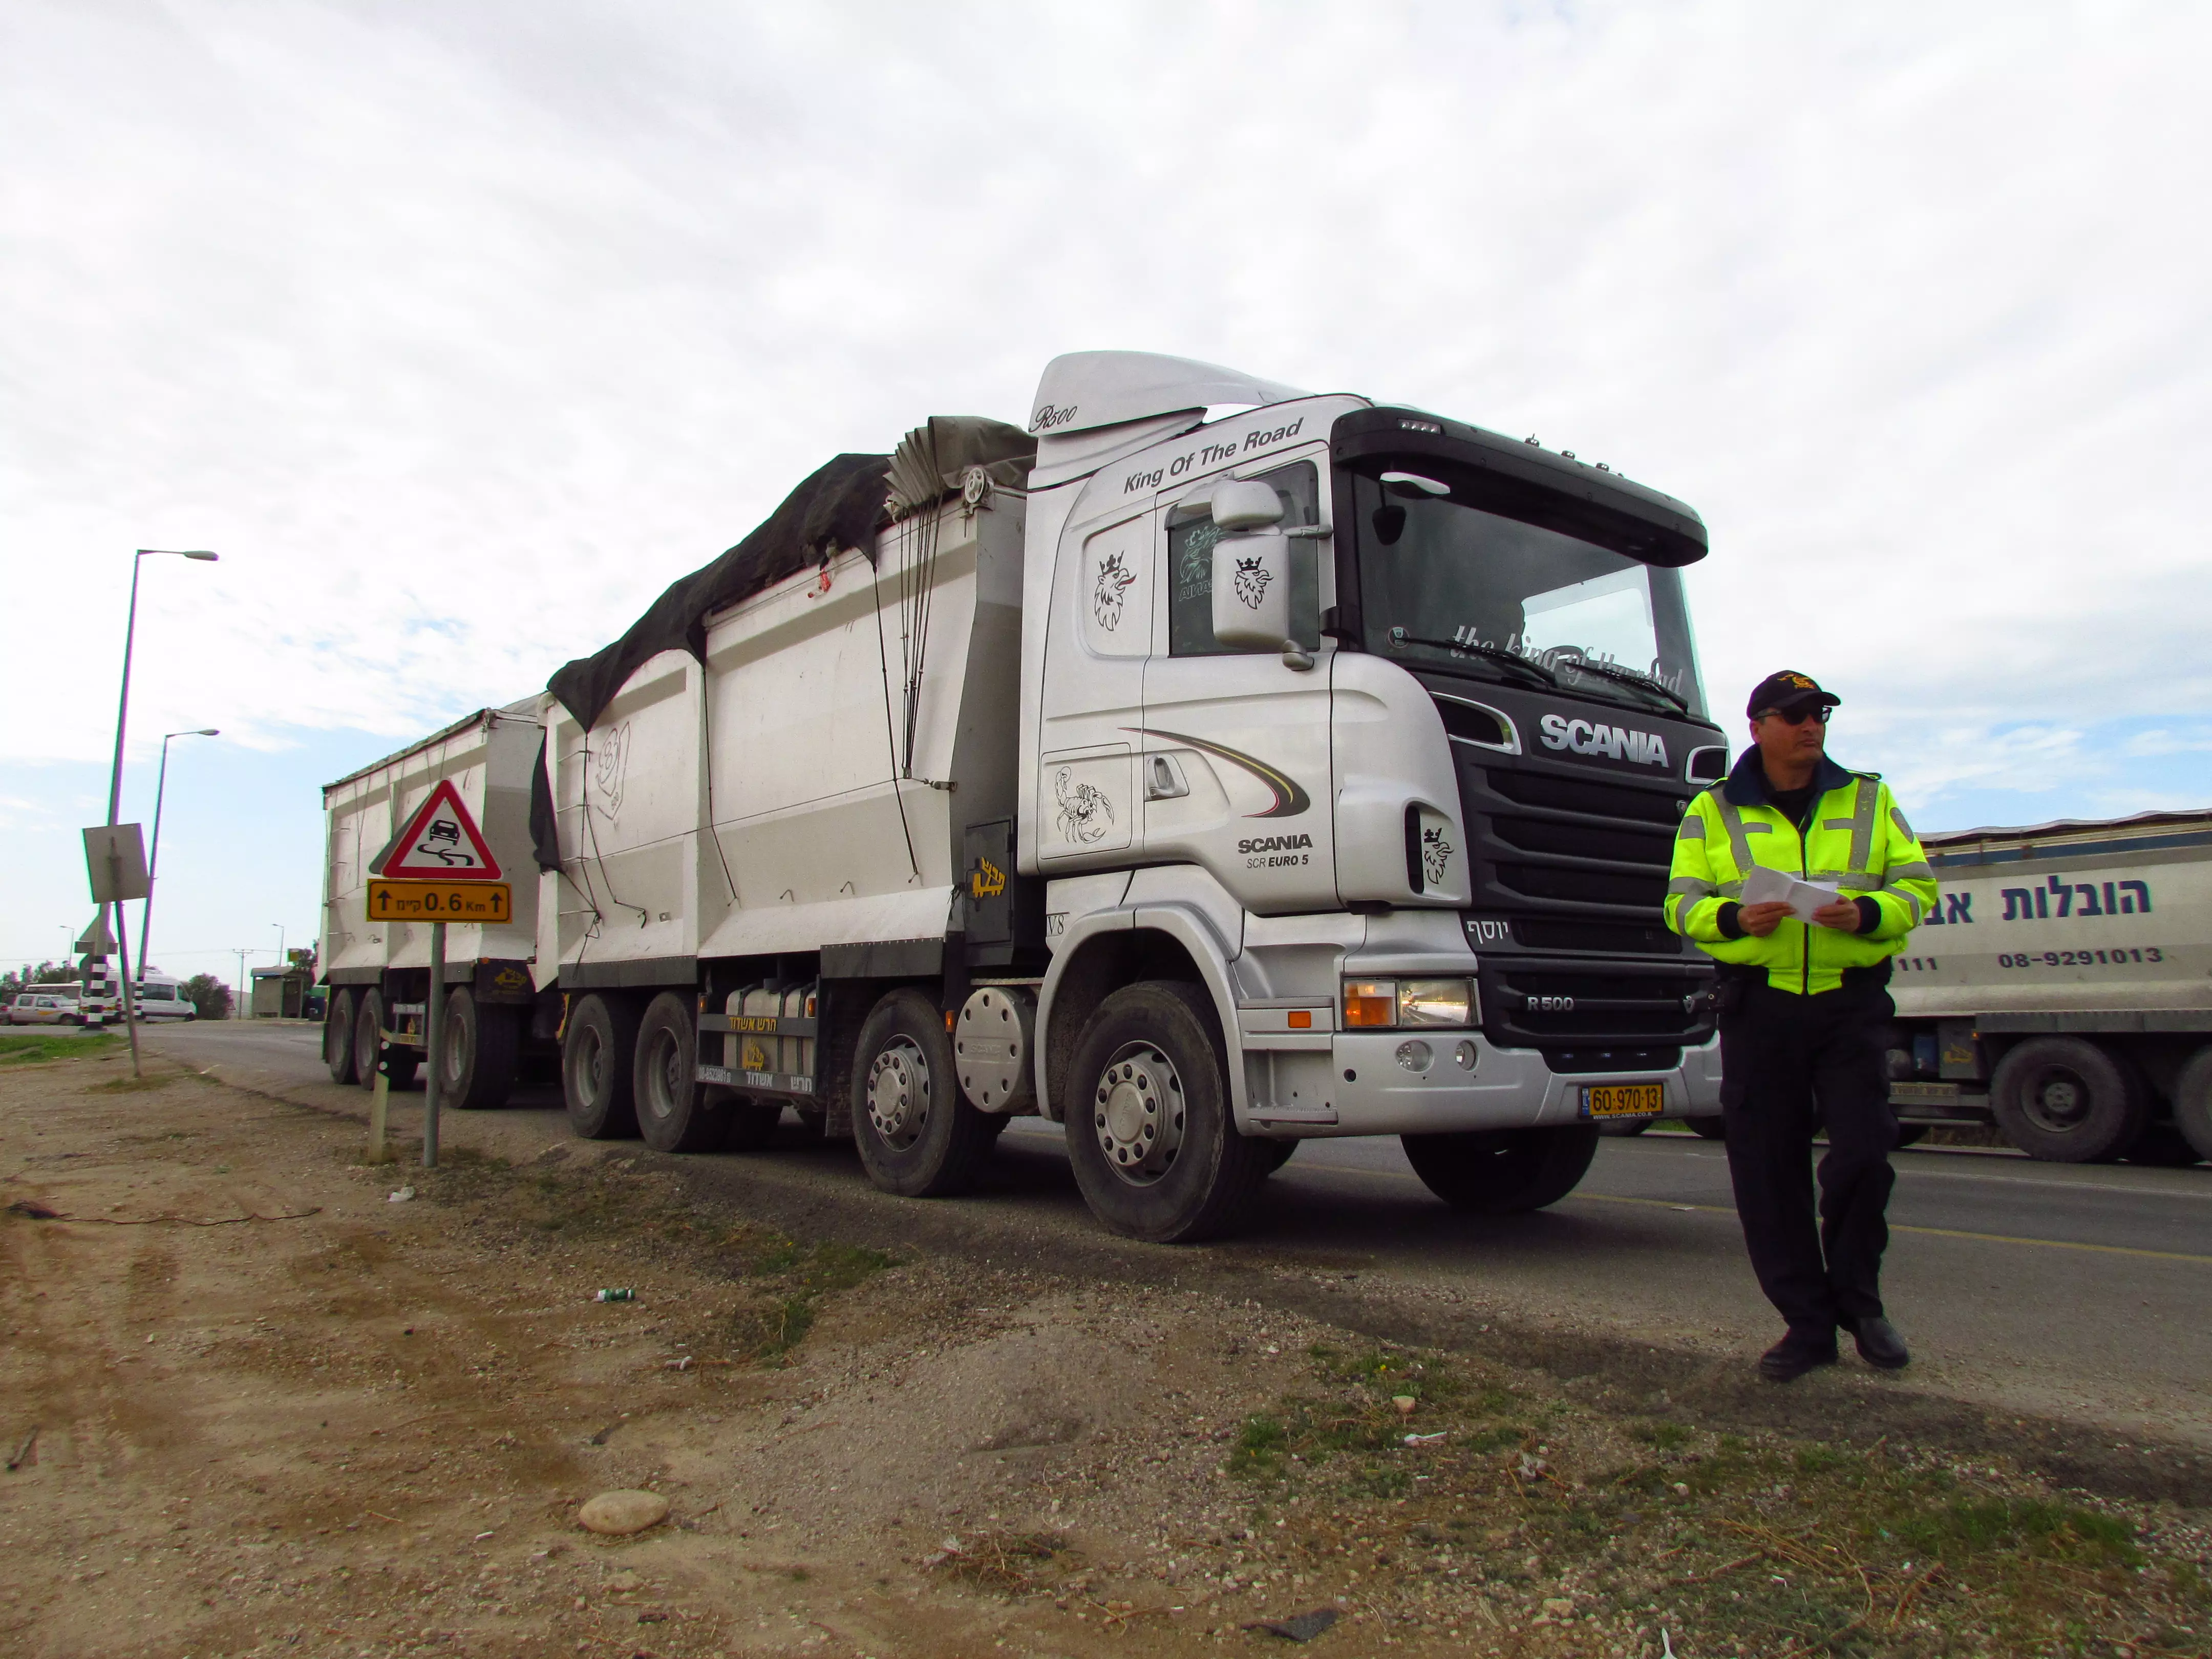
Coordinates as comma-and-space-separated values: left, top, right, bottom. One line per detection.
1401, 1124, 1600, 1213
633, 991, 727, 1153
852, 988, 993, 1197
564, 992, 641, 1139
440, 988, 520, 1111
1063, 982, 1265, 1242
1686, 1115, 1726, 1141
1254, 1138, 1299, 1175
722, 1095, 786, 1150
2173, 1046, 2212, 1163
325, 989, 359, 1085
353, 989, 388, 1090
1989, 1037, 2147, 1162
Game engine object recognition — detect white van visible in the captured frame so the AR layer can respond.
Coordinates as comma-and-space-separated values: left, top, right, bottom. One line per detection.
131, 975, 198, 1022
6, 985, 82, 1025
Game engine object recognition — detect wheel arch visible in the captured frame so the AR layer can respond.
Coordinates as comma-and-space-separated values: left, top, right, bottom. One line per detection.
1036, 904, 1246, 1129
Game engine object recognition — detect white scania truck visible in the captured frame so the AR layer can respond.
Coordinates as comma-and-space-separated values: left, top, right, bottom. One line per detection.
320, 352, 1731, 1240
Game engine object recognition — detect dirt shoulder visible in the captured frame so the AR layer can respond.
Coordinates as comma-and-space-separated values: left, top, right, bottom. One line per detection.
3, 1050, 2208, 1658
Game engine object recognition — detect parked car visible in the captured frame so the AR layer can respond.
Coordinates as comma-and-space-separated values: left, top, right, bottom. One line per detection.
6, 987, 83, 1025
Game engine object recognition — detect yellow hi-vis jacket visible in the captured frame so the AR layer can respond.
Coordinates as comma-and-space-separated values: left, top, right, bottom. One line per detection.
1666, 751, 1939, 995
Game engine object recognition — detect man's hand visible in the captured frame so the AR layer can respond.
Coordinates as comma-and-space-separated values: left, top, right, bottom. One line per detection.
1811, 899, 1864, 932
1736, 900, 1795, 937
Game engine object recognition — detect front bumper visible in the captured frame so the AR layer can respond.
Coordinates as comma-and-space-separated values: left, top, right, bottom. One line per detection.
1243, 1030, 1722, 1138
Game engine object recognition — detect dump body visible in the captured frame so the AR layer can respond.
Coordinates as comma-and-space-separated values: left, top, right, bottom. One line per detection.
319, 700, 543, 992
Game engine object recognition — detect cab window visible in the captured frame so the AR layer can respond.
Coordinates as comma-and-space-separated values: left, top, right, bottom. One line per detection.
1166, 459, 1322, 656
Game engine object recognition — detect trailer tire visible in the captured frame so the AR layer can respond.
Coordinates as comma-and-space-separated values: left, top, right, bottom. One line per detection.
2174, 1047, 2212, 1163
564, 992, 641, 1139
1989, 1036, 2147, 1162
1063, 981, 1265, 1243
353, 989, 415, 1090
325, 989, 359, 1085
1401, 1124, 1600, 1213
851, 988, 993, 1197
440, 988, 519, 1111
632, 992, 727, 1153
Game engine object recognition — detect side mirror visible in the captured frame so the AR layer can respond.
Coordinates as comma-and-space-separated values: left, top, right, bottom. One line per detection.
1208, 478, 1285, 530
1211, 530, 1291, 649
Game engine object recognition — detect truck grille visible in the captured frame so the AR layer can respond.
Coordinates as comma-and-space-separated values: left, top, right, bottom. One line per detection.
1476, 955, 1716, 1062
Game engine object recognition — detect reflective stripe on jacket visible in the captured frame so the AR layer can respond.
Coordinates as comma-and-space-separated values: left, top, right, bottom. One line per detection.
1665, 750, 1938, 995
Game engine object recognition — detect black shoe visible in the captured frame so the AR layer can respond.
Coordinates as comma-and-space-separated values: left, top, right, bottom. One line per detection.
1848, 1315, 1909, 1370
1758, 1332, 1839, 1383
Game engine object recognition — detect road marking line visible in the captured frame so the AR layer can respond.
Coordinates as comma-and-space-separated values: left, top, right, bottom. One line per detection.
1568, 1190, 2212, 1263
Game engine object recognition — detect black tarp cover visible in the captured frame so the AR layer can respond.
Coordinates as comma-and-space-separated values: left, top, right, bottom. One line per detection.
545, 418, 1034, 734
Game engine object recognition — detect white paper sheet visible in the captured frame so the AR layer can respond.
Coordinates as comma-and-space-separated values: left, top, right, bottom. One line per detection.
1740, 864, 1840, 922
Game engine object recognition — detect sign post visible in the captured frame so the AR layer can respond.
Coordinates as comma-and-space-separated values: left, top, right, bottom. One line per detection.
368, 781, 505, 1169
83, 824, 151, 1080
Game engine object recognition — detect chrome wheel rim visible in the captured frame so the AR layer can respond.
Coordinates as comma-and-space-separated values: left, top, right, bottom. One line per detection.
1092, 1040, 1186, 1186
866, 1037, 931, 1149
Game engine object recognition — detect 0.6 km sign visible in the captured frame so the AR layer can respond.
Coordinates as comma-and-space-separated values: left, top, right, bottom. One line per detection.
365, 879, 512, 923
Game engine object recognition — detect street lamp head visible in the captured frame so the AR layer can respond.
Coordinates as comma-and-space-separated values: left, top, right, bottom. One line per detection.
197, 727, 220, 735
183, 550, 218, 561
136, 548, 219, 561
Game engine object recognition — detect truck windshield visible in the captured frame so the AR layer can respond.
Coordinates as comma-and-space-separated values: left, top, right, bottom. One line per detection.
1349, 470, 1706, 718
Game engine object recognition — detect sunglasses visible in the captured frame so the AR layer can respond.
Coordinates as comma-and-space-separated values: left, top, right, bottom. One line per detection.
1757, 705, 1833, 726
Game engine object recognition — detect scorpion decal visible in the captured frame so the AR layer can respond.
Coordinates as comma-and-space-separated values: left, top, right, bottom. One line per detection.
1053, 766, 1116, 845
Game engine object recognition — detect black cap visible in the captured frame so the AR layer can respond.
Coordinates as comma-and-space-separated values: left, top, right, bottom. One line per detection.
1746, 670, 1840, 719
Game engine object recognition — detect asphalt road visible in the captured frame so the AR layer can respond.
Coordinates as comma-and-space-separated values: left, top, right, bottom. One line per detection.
143, 1019, 2212, 1452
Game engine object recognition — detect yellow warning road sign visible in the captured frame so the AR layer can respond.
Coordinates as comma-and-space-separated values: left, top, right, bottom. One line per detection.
366, 879, 513, 924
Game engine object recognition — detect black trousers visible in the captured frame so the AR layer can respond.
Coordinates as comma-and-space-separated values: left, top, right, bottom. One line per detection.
1718, 976, 1898, 1337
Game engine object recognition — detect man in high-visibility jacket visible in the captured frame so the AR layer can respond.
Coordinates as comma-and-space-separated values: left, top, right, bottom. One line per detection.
1667, 670, 1938, 1382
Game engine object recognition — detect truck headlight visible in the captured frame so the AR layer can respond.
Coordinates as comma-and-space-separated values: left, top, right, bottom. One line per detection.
1398, 979, 1475, 1028
1343, 980, 1399, 1028
1341, 979, 1478, 1029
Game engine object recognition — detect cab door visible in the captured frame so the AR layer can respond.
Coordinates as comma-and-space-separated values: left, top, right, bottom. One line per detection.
1138, 456, 1336, 913
1034, 504, 1148, 867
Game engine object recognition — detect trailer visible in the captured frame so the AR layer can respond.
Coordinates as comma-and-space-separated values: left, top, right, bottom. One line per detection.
318, 700, 552, 1106
325, 352, 1735, 1240
1886, 809, 2212, 1164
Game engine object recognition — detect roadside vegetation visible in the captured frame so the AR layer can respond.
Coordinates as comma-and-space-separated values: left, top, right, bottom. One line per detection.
0, 1031, 123, 1065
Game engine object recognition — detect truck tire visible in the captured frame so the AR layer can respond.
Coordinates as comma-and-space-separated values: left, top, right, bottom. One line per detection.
564, 992, 641, 1139
353, 989, 415, 1090
1254, 1138, 1299, 1175
1401, 1124, 1600, 1213
852, 988, 994, 1197
325, 988, 359, 1085
633, 991, 727, 1153
2173, 1046, 2212, 1163
1989, 1036, 2147, 1163
1063, 981, 1265, 1243
440, 987, 519, 1111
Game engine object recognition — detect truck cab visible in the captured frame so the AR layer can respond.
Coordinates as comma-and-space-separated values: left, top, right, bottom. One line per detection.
1017, 355, 1724, 1233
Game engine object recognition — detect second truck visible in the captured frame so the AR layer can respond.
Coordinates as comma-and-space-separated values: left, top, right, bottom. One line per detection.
320, 351, 1730, 1240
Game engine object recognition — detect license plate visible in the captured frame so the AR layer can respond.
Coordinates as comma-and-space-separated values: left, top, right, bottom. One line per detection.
1580, 1082, 1664, 1119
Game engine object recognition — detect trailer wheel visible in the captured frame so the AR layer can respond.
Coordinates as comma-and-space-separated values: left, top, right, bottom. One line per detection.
353, 989, 414, 1090
2174, 1046, 2212, 1163
1063, 982, 1265, 1243
325, 989, 359, 1085
851, 988, 993, 1197
633, 992, 728, 1153
440, 987, 520, 1111
1400, 1124, 1600, 1213
564, 992, 641, 1139
1989, 1036, 2147, 1162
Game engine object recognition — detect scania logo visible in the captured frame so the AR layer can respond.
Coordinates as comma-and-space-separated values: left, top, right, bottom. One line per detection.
1238, 833, 1314, 855
1538, 712, 1669, 767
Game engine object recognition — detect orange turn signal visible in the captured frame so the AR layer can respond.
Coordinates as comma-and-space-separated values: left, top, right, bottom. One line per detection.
1343, 980, 1398, 1029
1287, 1009, 1312, 1030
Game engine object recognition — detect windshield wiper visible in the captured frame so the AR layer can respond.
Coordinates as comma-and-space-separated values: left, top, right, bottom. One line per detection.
1557, 655, 1690, 713
1384, 628, 1560, 688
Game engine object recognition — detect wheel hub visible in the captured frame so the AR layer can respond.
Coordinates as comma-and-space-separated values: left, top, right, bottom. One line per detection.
867, 1038, 930, 1147
1092, 1042, 1185, 1185
2027, 1069, 2088, 1133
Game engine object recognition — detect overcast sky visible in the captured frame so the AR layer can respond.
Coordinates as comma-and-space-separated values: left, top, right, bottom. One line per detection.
5, 1, 2209, 983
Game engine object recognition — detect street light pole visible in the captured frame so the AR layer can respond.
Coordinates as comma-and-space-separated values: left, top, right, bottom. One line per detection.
103, 548, 217, 1067
137, 727, 220, 973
